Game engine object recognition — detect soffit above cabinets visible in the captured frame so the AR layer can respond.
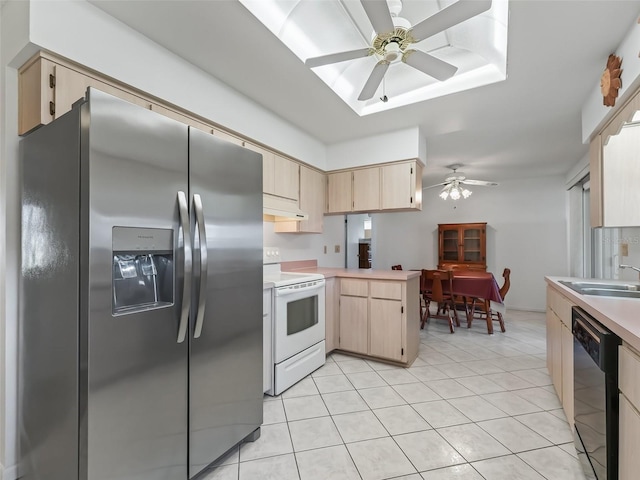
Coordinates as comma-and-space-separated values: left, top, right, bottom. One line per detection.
239, 0, 509, 116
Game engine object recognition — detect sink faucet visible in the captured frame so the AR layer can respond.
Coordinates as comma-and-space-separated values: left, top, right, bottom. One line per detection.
619, 264, 640, 281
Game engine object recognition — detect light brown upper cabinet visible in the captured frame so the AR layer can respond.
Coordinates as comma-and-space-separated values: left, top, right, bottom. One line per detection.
19, 53, 150, 135
327, 167, 380, 213
381, 161, 422, 210
246, 142, 299, 201
353, 167, 381, 212
326, 160, 423, 214
244, 142, 277, 195
275, 165, 325, 233
327, 171, 353, 213
273, 154, 300, 201
590, 88, 640, 227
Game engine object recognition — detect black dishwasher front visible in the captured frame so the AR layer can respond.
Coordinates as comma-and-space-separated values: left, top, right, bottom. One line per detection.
573, 306, 620, 480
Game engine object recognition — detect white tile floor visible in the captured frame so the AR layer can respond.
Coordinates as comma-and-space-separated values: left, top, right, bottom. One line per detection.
201, 310, 587, 480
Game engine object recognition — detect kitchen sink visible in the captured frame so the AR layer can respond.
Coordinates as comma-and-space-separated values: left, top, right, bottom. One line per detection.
559, 280, 640, 298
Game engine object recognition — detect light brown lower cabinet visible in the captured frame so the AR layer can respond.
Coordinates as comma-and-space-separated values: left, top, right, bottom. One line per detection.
324, 278, 339, 353
339, 295, 369, 354
619, 343, 640, 479
546, 285, 575, 426
331, 276, 419, 366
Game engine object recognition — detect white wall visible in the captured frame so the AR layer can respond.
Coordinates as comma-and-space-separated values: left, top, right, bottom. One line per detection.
582, 10, 640, 142
263, 216, 345, 268
372, 176, 568, 312
326, 127, 426, 170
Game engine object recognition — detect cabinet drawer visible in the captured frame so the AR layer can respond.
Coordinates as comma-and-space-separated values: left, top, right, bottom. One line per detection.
620, 344, 640, 410
547, 286, 573, 328
370, 281, 402, 300
619, 394, 640, 480
340, 278, 368, 297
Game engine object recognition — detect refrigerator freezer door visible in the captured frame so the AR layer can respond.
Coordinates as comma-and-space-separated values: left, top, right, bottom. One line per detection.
188, 128, 263, 478
20, 108, 82, 480
83, 89, 189, 480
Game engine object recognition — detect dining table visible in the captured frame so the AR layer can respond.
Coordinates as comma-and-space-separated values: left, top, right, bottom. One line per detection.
419, 269, 505, 334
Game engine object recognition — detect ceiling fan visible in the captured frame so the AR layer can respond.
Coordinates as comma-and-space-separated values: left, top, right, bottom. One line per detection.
423, 165, 498, 200
305, 0, 492, 101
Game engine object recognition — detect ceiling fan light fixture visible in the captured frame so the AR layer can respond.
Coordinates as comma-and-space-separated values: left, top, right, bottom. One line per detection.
438, 181, 472, 201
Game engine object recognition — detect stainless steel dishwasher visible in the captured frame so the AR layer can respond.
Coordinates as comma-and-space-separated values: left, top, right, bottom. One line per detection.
573, 306, 620, 480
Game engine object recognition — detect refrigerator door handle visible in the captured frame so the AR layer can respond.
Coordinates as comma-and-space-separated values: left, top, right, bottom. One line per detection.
193, 193, 208, 339
177, 190, 192, 343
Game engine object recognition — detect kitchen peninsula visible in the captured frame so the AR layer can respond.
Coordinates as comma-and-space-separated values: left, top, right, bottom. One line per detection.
283, 261, 421, 366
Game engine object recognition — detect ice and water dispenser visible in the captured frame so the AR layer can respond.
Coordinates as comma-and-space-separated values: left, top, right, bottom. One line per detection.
112, 227, 173, 315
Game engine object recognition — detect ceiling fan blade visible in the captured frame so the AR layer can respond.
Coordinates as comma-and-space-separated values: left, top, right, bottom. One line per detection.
408, 0, 492, 43
422, 182, 449, 190
461, 179, 498, 186
361, 0, 394, 35
305, 48, 373, 68
402, 50, 457, 81
358, 60, 390, 101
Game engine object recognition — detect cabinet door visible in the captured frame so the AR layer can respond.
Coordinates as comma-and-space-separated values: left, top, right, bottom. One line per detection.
461, 225, 485, 264
619, 394, 640, 480
369, 298, 403, 361
55, 65, 151, 118
549, 310, 563, 401
275, 165, 325, 233
299, 166, 324, 232
339, 296, 368, 354
327, 171, 353, 213
353, 167, 380, 212
381, 162, 416, 210
245, 142, 275, 195
18, 56, 55, 134
324, 278, 339, 353
440, 227, 461, 263
274, 154, 299, 201
546, 308, 554, 375
602, 124, 640, 227
358, 243, 371, 268
561, 322, 574, 430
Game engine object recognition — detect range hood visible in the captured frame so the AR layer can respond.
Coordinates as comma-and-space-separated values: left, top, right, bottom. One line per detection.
263, 194, 308, 222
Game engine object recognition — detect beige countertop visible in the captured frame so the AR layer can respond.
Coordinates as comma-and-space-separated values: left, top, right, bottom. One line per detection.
546, 276, 640, 352
287, 267, 420, 281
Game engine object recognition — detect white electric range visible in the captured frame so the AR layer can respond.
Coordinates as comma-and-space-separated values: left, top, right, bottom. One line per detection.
263, 248, 326, 395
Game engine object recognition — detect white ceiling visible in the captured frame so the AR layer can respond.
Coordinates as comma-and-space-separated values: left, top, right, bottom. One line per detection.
238, 0, 508, 116
89, 0, 640, 186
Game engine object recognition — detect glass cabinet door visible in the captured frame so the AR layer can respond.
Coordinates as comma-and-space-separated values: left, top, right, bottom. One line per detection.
442, 229, 460, 261
463, 227, 482, 262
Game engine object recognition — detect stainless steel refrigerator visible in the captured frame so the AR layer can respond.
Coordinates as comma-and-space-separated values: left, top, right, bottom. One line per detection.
19, 88, 263, 480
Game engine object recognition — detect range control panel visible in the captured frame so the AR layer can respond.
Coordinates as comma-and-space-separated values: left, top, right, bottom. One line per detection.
263, 247, 281, 264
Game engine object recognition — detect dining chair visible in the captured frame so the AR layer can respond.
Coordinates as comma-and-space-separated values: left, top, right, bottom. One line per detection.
469, 268, 510, 333
420, 269, 459, 333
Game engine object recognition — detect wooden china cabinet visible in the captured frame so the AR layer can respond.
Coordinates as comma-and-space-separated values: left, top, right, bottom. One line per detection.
437, 223, 487, 271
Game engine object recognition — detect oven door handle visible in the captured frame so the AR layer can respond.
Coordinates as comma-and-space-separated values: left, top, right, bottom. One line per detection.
275, 282, 325, 297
